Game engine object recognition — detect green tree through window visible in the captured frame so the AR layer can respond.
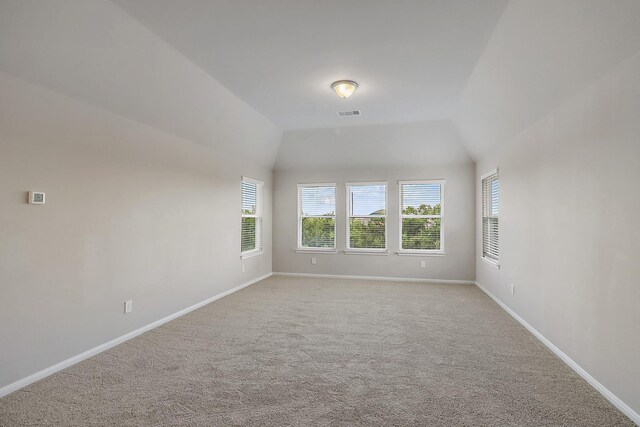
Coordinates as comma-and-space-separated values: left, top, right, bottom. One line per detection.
241, 215, 256, 252
298, 185, 336, 249
400, 182, 443, 251
301, 217, 335, 248
347, 184, 386, 250
401, 204, 441, 250
241, 179, 262, 253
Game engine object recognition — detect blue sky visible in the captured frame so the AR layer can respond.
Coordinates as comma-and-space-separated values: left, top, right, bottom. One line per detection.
349, 185, 385, 216
301, 186, 335, 216
401, 184, 441, 212
241, 181, 257, 213
300, 183, 442, 216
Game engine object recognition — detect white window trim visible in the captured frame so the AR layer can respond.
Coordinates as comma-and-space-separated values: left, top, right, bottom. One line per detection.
297, 183, 337, 252
396, 251, 446, 257
240, 176, 264, 258
241, 249, 263, 259
480, 168, 498, 181
482, 256, 500, 268
344, 249, 390, 255
345, 181, 388, 254
397, 179, 445, 255
481, 168, 499, 266
296, 249, 338, 254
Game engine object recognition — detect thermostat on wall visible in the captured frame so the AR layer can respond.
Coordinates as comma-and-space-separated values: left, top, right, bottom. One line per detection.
28, 191, 45, 205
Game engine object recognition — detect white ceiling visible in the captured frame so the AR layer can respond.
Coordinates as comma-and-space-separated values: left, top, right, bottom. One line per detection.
455, 0, 640, 160
0, 0, 283, 167
3, 0, 637, 166
112, 0, 507, 130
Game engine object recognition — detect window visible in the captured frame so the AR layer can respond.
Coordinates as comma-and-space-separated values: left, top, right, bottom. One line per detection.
399, 181, 444, 253
297, 184, 336, 250
346, 183, 387, 251
241, 177, 263, 257
482, 170, 499, 263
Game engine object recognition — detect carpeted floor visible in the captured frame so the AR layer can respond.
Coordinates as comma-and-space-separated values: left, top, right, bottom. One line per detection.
0, 276, 633, 426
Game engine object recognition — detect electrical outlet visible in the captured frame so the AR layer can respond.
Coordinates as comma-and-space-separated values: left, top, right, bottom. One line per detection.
510, 284, 515, 295
124, 300, 133, 314
420, 260, 426, 269
311, 257, 317, 265
241, 264, 245, 272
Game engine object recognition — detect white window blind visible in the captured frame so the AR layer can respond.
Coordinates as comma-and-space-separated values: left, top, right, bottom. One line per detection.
482, 171, 499, 261
241, 178, 263, 255
347, 183, 387, 250
400, 181, 444, 252
298, 184, 336, 249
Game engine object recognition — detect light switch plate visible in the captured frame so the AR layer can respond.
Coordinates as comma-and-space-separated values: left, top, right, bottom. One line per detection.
124, 300, 133, 314
28, 191, 45, 204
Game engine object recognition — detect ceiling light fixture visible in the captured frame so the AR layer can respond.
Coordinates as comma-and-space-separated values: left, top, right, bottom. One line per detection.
331, 80, 358, 99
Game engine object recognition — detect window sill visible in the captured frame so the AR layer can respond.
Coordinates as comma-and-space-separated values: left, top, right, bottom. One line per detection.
396, 251, 446, 257
240, 249, 263, 259
296, 248, 338, 254
481, 256, 500, 269
344, 249, 389, 256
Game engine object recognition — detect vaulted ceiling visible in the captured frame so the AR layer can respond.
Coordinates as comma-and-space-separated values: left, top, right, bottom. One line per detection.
112, 0, 507, 130
2, 0, 639, 166
455, 0, 640, 160
112, 0, 640, 162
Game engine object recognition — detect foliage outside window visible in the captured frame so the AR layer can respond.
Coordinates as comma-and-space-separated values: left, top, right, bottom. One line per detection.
400, 181, 443, 252
298, 184, 336, 249
347, 183, 387, 250
241, 178, 263, 254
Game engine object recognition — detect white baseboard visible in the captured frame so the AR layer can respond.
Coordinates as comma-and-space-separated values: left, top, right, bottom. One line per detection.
475, 281, 640, 425
0, 272, 272, 398
273, 271, 475, 285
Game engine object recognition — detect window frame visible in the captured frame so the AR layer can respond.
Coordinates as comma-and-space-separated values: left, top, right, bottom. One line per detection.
481, 169, 499, 268
240, 176, 264, 259
297, 183, 337, 253
397, 179, 446, 255
345, 181, 389, 254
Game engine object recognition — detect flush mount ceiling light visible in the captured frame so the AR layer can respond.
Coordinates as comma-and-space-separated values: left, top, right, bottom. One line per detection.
331, 80, 358, 99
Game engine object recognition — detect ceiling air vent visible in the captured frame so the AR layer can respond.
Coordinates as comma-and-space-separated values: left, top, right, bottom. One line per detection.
337, 110, 361, 117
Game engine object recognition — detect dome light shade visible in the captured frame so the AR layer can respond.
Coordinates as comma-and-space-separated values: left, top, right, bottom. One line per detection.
331, 80, 358, 98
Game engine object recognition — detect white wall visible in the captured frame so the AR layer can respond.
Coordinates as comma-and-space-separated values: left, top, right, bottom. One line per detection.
454, 1, 640, 418
273, 121, 475, 281
474, 50, 640, 417
0, 0, 280, 391
0, 71, 274, 390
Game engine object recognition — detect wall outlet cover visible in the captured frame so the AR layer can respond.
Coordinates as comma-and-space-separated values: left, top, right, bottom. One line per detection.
124, 300, 133, 314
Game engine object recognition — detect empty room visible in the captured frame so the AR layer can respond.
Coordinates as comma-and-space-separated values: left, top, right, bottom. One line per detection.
1, 0, 639, 425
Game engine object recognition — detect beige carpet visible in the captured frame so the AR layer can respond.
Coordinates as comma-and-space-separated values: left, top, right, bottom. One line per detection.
0, 276, 633, 426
